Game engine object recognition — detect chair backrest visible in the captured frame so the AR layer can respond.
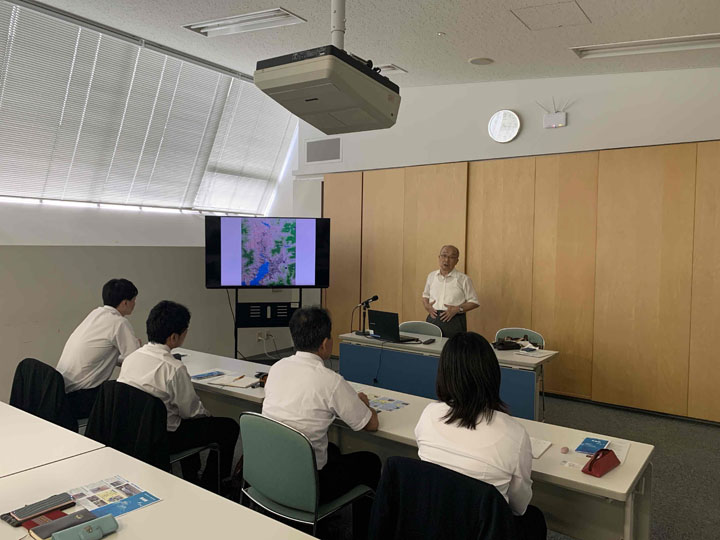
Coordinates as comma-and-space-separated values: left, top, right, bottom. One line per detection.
85, 381, 170, 469
369, 457, 518, 540
495, 327, 545, 349
9, 358, 78, 432
398, 321, 443, 337
239, 412, 318, 512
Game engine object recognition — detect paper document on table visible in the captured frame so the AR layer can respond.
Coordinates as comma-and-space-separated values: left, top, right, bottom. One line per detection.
515, 350, 555, 359
367, 395, 409, 413
68, 476, 160, 518
607, 440, 631, 463
206, 374, 259, 388
530, 437, 552, 458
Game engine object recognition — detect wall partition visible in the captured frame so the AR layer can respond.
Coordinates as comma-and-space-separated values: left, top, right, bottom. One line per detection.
323, 140, 720, 422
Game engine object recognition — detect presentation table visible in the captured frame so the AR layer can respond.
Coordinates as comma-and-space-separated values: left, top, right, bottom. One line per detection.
338, 332, 558, 420
180, 348, 653, 540
0, 401, 104, 478
0, 447, 314, 540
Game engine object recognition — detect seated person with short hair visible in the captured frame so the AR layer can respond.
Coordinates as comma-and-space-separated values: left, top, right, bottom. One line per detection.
57, 278, 141, 419
414, 332, 547, 540
118, 300, 239, 492
262, 306, 380, 537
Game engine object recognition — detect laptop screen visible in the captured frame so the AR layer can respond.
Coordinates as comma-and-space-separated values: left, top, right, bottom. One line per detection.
367, 310, 401, 341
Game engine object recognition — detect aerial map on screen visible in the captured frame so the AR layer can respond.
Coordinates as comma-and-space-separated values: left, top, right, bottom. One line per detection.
241, 218, 296, 286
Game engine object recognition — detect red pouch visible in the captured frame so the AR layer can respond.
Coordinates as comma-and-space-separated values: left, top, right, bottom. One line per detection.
581, 448, 620, 478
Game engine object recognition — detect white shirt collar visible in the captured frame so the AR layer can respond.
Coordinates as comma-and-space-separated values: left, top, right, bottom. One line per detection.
294, 350, 325, 364
101, 305, 123, 316
146, 342, 172, 354
436, 269, 458, 279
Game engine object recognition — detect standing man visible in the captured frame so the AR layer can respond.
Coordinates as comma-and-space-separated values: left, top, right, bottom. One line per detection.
57, 278, 141, 419
262, 306, 380, 538
422, 245, 479, 338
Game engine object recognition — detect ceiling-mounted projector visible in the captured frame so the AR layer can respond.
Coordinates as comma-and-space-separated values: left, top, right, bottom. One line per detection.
253, 0, 400, 135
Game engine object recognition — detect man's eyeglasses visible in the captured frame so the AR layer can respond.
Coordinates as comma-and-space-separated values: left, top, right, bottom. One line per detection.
439, 254, 458, 260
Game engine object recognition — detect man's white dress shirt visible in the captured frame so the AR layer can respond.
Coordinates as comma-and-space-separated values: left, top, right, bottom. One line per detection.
57, 306, 139, 392
262, 351, 372, 469
415, 401, 533, 516
117, 343, 208, 432
422, 269, 479, 311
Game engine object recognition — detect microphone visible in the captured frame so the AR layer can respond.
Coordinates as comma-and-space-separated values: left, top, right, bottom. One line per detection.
358, 295, 379, 307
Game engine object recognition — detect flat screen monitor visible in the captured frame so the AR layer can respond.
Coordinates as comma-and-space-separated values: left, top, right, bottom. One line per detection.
205, 216, 330, 288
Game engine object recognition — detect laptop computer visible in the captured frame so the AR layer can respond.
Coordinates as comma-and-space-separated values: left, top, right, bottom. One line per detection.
367, 310, 419, 343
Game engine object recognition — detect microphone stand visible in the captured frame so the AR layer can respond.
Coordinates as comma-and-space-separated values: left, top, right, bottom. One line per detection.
354, 301, 371, 336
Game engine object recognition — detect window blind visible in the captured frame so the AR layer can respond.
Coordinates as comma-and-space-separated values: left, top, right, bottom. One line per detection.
0, 1, 296, 214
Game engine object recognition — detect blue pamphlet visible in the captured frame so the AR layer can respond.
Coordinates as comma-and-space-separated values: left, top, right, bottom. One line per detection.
90, 491, 160, 518
191, 370, 224, 380
575, 437, 609, 454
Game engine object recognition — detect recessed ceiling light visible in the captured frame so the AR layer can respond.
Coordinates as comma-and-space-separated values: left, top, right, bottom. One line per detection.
184, 7, 306, 38
436, 31, 446, 37
572, 32, 720, 59
376, 64, 408, 74
469, 57, 494, 66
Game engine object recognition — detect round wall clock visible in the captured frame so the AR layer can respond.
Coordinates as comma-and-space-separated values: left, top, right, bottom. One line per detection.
488, 110, 520, 143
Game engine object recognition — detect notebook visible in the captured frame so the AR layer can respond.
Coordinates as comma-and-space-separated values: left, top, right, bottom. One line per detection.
530, 437, 552, 459
206, 375, 259, 388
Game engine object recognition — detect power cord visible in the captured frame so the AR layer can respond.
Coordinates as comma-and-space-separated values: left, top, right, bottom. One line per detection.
373, 340, 387, 385
226, 289, 250, 361
262, 333, 281, 361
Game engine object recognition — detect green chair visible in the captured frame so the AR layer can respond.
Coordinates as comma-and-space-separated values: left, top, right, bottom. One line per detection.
399, 320, 443, 337
495, 327, 545, 349
494, 328, 546, 421
239, 412, 373, 537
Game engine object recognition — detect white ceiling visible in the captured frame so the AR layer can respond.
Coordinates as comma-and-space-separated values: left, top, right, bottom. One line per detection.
34, 0, 720, 87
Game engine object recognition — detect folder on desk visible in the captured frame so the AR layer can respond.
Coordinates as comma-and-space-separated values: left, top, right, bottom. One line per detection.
207, 375, 259, 388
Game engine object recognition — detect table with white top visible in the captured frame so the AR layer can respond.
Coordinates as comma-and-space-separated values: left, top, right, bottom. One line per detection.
338, 332, 558, 420
0, 447, 314, 540
0, 401, 104, 478
178, 349, 653, 540
338, 382, 654, 540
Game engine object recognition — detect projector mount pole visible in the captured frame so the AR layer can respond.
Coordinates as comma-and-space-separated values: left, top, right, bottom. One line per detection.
330, 0, 346, 50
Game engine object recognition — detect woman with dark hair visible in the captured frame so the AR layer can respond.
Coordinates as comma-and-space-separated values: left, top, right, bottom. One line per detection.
414, 332, 546, 539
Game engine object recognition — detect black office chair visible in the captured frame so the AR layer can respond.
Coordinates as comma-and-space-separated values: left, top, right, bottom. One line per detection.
368, 457, 519, 540
85, 381, 220, 492
9, 358, 78, 432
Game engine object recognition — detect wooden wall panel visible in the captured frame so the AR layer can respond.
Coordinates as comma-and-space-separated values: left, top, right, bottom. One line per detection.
402, 163, 468, 323
322, 172, 362, 355
466, 158, 535, 341
361, 169, 405, 316
593, 144, 696, 415
688, 141, 720, 421
533, 152, 598, 399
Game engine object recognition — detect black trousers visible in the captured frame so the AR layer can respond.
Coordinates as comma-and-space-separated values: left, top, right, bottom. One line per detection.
515, 505, 547, 540
318, 443, 381, 539
426, 312, 467, 339
167, 416, 239, 492
66, 386, 102, 419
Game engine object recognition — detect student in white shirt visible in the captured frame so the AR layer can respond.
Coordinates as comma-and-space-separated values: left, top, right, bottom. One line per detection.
118, 300, 239, 492
262, 306, 380, 538
422, 245, 479, 338
414, 332, 547, 540
57, 278, 141, 419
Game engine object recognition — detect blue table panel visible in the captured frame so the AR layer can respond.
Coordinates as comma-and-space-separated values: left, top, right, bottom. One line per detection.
339, 342, 536, 420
